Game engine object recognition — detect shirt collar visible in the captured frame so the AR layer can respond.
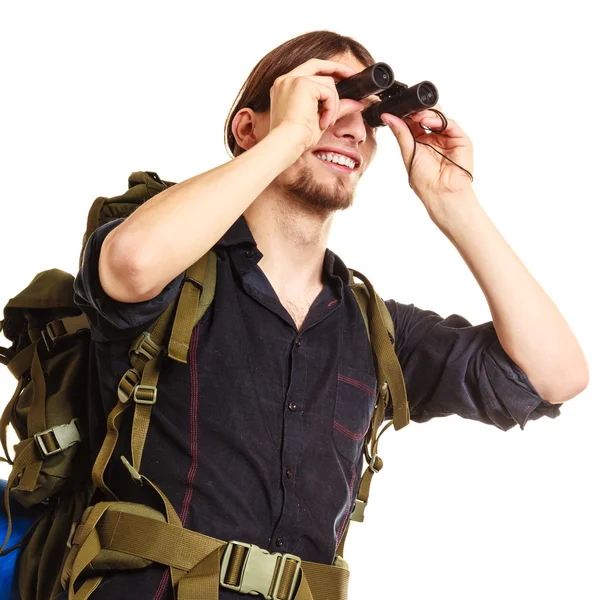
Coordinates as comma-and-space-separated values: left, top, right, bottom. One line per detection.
216, 214, 350, 285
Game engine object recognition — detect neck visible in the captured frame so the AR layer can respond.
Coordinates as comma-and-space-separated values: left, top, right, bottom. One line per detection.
243, 187, 335, 295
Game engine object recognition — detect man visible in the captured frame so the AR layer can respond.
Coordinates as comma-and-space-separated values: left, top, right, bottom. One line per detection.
70, 30, 587, 599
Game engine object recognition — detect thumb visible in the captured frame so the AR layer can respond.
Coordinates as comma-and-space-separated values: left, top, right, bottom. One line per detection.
380, 112, 415, 167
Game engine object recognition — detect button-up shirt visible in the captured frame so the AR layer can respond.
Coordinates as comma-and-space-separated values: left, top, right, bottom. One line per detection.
67, 214, 561, 599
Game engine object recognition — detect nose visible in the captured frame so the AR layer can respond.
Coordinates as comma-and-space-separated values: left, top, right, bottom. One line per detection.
331, 109, 367, 145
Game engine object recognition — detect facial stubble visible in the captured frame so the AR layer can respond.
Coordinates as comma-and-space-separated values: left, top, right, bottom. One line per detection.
283, 163, 355, 215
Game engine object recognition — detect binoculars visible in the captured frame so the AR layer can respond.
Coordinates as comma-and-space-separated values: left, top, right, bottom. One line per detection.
335, 62, 438, 127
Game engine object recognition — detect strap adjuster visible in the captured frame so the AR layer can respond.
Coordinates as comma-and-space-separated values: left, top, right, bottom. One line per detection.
220, 541, 301, 599
129, 331, 165, 364
368, 453, 382, 473
132, 384, 157, 405
41, 319, 67, 352
34, 418, 81, 458
117, 368, 141, 403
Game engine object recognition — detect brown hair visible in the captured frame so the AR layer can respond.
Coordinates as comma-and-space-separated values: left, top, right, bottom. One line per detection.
224, 30, 376, 158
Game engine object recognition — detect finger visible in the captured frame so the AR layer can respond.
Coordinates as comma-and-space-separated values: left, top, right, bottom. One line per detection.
416, 115, 469, 140
335, 98, 365, 122
380, 113, 415, 168
310, 80, 339, 130
289, 58, 359, 81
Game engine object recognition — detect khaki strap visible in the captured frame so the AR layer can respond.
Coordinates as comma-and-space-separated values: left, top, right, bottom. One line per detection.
0, 438, 39, 552
27, 338, 47, 438
0, 376, 24, 464
42, 314, 90, 351
350, 269, 409, 432
168, 251, 217, 364
69, 507, 349, 600
130, 251, 216, 477
6, 344, 33, 379
336, 271, 410, 557
91, 300, 176, 496
129, 302, 178, 475
73, 577, 102, 600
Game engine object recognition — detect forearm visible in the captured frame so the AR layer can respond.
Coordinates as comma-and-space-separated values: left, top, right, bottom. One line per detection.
104, 124, 306, 297
428, 189, 588, 403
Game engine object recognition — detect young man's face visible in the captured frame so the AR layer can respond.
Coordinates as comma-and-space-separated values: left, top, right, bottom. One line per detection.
241, 52, 380, 214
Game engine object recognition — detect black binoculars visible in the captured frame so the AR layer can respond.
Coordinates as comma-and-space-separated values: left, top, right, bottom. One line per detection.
335, 62, 438, 127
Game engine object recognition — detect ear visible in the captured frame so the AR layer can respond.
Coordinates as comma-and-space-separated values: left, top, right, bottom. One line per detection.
231, 108, 264, 152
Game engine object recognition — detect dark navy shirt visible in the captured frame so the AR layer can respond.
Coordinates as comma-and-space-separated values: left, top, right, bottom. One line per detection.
68, 214, 561, 599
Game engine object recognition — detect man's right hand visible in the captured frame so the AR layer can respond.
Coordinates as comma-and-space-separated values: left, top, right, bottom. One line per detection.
268, 58, 366, 153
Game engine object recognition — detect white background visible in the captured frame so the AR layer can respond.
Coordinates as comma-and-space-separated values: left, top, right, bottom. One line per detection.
1, 2, 598, 599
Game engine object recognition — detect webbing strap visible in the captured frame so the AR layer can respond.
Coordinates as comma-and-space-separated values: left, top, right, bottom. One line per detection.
6, 344, 33, 379
335, 271, 409, 558
168, 251, 217, 364
350, 269, 409, 432
130, 251, 216, 478
27, 337, 47, 439
0, 439, 38, 553
0, 376, 24, 464
67, 506, 349, 600
91, 300, 176, 497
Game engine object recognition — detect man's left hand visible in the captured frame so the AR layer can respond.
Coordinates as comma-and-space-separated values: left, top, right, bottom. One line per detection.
381, 107, 474, 207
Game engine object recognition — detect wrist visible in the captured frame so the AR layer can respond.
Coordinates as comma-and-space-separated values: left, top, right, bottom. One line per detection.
425, 188, 480, 234
268, 122, 312, 156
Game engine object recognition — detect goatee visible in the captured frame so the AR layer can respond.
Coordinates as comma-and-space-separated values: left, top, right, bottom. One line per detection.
283, 164, 355, 215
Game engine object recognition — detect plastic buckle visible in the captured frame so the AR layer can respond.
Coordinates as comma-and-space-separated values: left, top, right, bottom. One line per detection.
41, 320, 66, 353
350, 499, 366, 523
368, 453, 382, 473
34, 418, 81, 458
117, 368, 141, 403
129, 332, 164, 364
220, 541, 301, 600
132, 384, 157, 405
120, 455, 143, 484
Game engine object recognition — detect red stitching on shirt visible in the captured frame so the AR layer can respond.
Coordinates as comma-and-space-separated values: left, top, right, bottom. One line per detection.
334, 420, 369, 440
180, 326, 200, 526
337, 374, 376, 398
153, 326, 201, 600
328, 299, 339, 307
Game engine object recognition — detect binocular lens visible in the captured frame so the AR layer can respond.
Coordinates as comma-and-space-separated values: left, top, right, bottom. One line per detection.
418, 83, 437, 106
373, 66, 390, 87
335, 62, 395, 100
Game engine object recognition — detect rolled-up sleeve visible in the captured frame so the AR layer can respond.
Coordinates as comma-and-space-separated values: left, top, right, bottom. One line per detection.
74, 217, 185, 343
383, 300, 562, 431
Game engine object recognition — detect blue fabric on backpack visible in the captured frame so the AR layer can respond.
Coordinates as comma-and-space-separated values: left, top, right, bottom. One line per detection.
0, 479, 44, 600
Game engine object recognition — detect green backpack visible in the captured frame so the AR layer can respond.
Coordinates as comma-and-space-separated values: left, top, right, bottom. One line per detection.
0, 171, 410, 600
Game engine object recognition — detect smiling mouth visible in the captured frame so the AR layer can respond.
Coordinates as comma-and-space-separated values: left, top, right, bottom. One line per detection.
312, 153, 356, 174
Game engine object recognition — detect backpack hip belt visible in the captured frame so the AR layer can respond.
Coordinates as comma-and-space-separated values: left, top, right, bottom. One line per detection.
61, 500, 350, 600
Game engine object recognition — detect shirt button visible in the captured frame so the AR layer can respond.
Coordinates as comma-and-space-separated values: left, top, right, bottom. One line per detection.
294, 338, 301, 347
275, 537, 284, 547
286, 468, 293, 479
245, 249, 255, 258
288, 402, 297, 411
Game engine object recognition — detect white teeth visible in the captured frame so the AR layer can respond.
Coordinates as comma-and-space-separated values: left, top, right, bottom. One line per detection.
315, 152, 356, 170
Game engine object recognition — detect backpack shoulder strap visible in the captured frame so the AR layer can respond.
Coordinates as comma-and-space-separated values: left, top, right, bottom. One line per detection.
348, 268, 408, 431
337, 267, 410, 558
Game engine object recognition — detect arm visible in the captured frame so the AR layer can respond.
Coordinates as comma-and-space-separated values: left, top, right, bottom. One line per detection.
380, 109, 588, 405
428, 189, 588, 404
100, 123, 306, 302
101, 57, 364, 303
